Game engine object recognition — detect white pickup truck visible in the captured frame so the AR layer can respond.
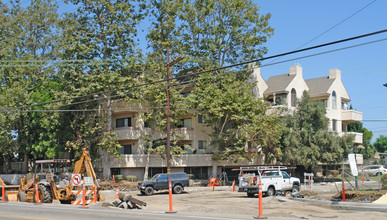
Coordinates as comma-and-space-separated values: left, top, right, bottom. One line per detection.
237, 166, 300, 197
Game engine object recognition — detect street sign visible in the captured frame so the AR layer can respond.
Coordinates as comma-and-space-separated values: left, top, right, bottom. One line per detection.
348, 154, 358, 176
84, 177, 94, 186
71, 174, 82, 186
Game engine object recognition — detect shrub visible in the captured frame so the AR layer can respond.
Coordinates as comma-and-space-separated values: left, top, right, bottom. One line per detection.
338, 168, 351, 175
329, 170, 340, 177
125, 175, 137, 182
115, 175, 123, 182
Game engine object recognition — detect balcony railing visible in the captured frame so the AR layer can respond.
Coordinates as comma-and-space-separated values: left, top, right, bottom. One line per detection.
342, 132, 363, 144
341, 110, 362, 123
113, 127, 142, 140
171, 128, 194, 140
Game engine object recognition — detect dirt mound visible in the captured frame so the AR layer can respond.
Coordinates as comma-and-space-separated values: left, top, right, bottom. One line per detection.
99, 180, 138, 191
331, 191, 384, 202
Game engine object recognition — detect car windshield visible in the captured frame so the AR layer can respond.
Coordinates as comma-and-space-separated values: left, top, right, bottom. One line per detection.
150, 174, 161, 181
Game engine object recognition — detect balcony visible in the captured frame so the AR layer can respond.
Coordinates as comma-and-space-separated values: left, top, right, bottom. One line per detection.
342, 132, 363, 144
113, 127, 142, 140
171, 128, 195, 140
341, 110, 362, 123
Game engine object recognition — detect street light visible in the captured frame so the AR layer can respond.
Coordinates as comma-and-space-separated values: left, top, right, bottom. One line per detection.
384, 83, 387, 87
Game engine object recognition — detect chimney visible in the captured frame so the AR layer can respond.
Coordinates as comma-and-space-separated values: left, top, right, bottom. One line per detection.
289, 64, 302, 76
329, 68, 341, 80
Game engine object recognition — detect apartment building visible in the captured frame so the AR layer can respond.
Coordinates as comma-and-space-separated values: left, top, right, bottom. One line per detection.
108, 64, 363, 180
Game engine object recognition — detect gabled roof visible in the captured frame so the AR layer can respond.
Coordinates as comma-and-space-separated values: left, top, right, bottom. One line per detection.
305, 77, 335, 97
264, 73, 295, 95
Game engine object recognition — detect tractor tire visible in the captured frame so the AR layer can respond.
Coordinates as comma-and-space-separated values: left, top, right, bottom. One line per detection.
173, 185, 183, 194
144, 187, 154, 196
266, 186, 275, 197
247, 193, 255, 198
34, 185, 53, 203
17, 191, 27, 202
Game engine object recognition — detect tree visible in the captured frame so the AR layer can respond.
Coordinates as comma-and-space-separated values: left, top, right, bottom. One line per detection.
374, 135, 387, 153
188, 68, 283, 162
0, 0, 62, 172
348, 123, 375, 159
58, 0, 146, 179
278, 91, 353, 168
147, 0, 273, 68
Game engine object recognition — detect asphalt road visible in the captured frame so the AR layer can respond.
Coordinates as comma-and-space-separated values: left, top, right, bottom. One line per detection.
0, 202, 257, 220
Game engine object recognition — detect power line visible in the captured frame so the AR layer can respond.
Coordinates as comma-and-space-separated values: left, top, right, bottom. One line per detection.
264, 0, 377, 66
1, 29, 386, 112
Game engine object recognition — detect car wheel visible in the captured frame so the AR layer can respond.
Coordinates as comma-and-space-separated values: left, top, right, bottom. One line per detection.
267, 187, 275, 197
144, 187, 154, 196
173, 185, 183, 194
247, 193, 255, 198
292, 184, 300, 193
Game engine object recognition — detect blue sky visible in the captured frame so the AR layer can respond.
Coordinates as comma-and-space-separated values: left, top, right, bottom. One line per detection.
256, 0, 387, 142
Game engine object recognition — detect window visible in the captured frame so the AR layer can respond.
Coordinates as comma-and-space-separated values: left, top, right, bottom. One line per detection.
321, 99, 327, 108
198, 140, 207, 149
118, 144, 132, 155
291, 89, 297, 107
116, 117, 131, 128
198, 114, 205, 123
332, 91, 337, 109
177, 118, 192, 128
332, 119, 337, 132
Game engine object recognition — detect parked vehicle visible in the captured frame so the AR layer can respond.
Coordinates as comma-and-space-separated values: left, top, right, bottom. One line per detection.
237, 166, 300, 197
362, 165, 387, 176
138, 172, 189, 196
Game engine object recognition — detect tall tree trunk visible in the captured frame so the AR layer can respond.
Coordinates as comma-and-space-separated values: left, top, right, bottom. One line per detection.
143, 153, 150, 181
102, 97, 112, 179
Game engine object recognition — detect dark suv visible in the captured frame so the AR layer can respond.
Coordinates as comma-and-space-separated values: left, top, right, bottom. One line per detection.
138, 172, 189, 196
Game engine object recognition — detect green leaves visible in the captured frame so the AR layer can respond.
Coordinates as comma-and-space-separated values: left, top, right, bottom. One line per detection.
279, 91, 354, 168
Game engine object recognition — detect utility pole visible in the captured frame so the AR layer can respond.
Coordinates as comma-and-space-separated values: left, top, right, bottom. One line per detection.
165, 48, 184, 213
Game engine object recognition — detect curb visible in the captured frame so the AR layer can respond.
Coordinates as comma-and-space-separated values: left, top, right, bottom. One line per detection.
289, 197, 387, 213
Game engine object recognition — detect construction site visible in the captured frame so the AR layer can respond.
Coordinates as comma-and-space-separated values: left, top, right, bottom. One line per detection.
1, 154, 387, 220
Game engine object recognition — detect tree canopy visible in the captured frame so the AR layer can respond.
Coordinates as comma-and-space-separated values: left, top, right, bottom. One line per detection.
278, 91, 353, 168
374, 135, 387, 153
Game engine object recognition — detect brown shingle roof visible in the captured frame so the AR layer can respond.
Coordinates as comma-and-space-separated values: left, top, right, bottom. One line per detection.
264, 73, 295, 95
305, 77, 335, 96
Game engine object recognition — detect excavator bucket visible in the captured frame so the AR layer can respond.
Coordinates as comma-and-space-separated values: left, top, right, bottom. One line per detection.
6, 191, 18, 202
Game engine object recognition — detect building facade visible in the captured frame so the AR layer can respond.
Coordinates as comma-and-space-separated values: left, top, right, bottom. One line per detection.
108, 64, 363, 180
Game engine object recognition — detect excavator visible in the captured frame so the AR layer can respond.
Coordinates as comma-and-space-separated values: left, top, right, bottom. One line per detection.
11, 148, 103, 204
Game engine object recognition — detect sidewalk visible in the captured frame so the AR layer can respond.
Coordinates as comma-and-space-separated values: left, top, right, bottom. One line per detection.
373, 192, 387, 204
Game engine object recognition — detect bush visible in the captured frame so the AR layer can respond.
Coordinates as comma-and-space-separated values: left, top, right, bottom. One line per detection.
329, 170, 340, 177
125, 175, 137, 182
338, 168, 351, 175
115, 175, 123, 182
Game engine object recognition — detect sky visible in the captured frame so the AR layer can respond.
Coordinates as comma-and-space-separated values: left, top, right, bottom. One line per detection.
3, 0, 386, 142
255, 0, 387, 142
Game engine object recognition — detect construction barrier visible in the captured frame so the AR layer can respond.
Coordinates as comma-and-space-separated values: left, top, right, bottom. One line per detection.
35, 184, 40, 204
257, 180, 263, 218
1, 184, 4, 202
115, 187, 119, 200
207, 177, 220, 187
93, 184, 97, 203
71, 188, 94, 205
303, 173, 314, 190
